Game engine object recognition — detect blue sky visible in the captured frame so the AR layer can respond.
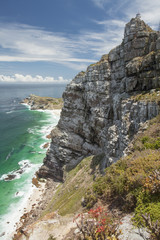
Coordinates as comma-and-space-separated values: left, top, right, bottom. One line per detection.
0, 0, 160, 83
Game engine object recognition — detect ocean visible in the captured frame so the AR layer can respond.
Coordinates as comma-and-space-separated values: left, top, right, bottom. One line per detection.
0, 83, 66, 239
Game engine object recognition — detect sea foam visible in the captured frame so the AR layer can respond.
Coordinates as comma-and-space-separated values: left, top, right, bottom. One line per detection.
0, 160, 33, 182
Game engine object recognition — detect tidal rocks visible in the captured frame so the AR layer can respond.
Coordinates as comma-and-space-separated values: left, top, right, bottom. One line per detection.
38, 16, 160, 181
1, 160, 32, 181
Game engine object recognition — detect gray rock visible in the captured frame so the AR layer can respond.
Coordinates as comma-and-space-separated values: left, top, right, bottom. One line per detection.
37, 16, 160, 181
156, 37, 160, 50
0, 232, 5, 237
119, 215, 150, 240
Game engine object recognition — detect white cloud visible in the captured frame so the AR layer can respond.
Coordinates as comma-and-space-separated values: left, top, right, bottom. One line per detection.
126, 0, 160, 29
91, 0, 105, 9
78, 20, 125, 56
91, 0, 160, 30
0, 21, 125, 71
0, 74, 71, 83
91, 0, 111, 9
0, 23, 98, 70
0, 0, 160, 74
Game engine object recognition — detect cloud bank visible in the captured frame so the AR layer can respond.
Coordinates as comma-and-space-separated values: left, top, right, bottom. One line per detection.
0, 74, 70, 84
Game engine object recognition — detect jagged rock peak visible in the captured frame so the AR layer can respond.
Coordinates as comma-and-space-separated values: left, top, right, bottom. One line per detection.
124, 16, 153, 41
37, 17, 160, 181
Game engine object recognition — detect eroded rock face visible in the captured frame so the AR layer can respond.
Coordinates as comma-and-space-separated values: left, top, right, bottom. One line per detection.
38, 17, 160, 181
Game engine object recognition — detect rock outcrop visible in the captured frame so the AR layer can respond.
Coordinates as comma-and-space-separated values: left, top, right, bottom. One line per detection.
22, 94, 63, 110
38, 16, 160, 181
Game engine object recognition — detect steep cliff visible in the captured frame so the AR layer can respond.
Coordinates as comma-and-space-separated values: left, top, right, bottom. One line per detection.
38, 16, 160, 181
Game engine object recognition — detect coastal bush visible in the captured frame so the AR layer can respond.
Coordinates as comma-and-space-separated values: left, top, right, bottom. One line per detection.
131, 89, 160, 102
83, 155, 160, 238
42, 155, 103, 217
133, 191, 160, 225
83, 189, 97, 209
83, 115, 160, 236
73, 206, 122, 240
133, 170, 160, 228
88, 150, 160, 205
42, 114, 160, 236
140, 213, 160, 240
141, 136, 160, 149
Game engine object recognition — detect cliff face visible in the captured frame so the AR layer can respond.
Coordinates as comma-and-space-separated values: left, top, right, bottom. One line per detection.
38, 17, 160, 181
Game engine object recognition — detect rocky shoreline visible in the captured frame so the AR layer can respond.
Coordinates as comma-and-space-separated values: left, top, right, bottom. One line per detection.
5, 97, 62, 239
21, 94, 63, 110
13, 179, 59, 240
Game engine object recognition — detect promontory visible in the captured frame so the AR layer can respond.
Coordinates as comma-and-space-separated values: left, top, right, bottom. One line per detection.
21, 94, 63, 110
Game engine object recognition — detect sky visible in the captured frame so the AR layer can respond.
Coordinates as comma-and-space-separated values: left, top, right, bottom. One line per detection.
0, 0, 160, 84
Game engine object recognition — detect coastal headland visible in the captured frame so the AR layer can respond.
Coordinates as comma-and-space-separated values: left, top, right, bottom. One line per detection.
21, 94, 63, 110
13, 16, 160, 240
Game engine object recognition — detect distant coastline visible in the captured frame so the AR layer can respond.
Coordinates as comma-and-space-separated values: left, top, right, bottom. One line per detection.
0, 93, 62, 240
21, 94, 63, 110
11, 95, 63, 239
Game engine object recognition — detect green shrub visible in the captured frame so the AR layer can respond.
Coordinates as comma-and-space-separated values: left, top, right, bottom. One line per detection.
83, 189, 97, 209
142, 137, 160, 149
133, 191, 160, 227
141, 136, 150, 144
84, 150, 160, 212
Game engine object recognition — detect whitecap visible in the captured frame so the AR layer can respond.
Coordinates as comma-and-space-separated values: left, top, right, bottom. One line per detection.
15, 191, 24, 198
0, 160, 33, 182
36, 109, 45, 112
27, 128, 35, 134
18, 159, 31, 167
21, 103, 31, 110
40, 142, 50, 150
5, 148, 14, 161
6, 111, 14, 114
38, 151, 44, 154
0, 164, 42, 240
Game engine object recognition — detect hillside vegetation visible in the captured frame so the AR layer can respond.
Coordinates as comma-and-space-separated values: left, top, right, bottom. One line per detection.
38, 114, 160, 239
83, 114, 160, 236
41, 154, 104, 217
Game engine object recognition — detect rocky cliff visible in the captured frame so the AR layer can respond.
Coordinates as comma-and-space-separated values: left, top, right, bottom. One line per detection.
38, 16, 160, 181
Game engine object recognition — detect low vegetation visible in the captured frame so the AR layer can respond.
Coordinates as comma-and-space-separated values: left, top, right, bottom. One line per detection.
83, 114, 160, 239
131, 88, 160, 102
73, 206, 122, 240
41, 155, 104, 217
22, 94, 63, 110
41, 114, 160, 239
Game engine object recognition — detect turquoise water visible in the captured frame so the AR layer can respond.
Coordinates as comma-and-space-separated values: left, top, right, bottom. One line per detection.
0, 83, 66, 238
